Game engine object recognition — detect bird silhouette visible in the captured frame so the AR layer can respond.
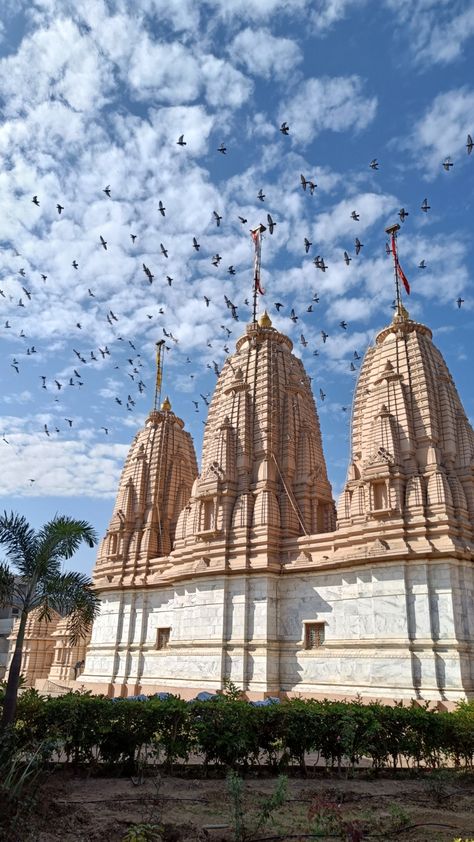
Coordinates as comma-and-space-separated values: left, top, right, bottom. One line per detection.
41, 274, 47, 282
351, 210, 360, 221
319, 388, 326, 401
321, 330, 328, 343
355, 238, 363, 255
340, 321, 347, 330
257, 189, 265, 201
419, 260, 426, 269
192, 237, 200, 251
421, 198, 430, 212
213, 210, 222, 226
343, 251, 351, 265
130, 234, 137, 243
238, 216, 247, 224
72, 260, 78, 269
228, 266, 236, 275
100, 235, 107, 250
280, 122, 289, 135
158, 200, 166, 216
177, 134, 186, 146
304, 238, 312, 254
103, 185, 111, 197
369, 159, 379, 170
204, 296, 210, 307
56, 203, 64, 214
218, 143, 226, 154
399, 208, 409, 222
267, 213, 276, 234
65, 418, 73, 427
300, 174, 308, 191
467, 134, 473, 155
457, 297, 464, 308
442, 157, 453, 171
32, 195, 40, 206
160, 243, 168, 258
290, 309, 298, 323
274, 302, 283, 311
143, 264, 154, 283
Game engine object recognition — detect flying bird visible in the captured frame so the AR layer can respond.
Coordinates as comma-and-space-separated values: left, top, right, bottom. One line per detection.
421, 198, 430, 212
321, 330, 328, 343
160, 243, 168, 258
399, 208, 409, 222
274, 302, 283, 311
41, 274, 47, 282
351, 210, 360, 221
19, 268, 26, 277
204, 296, 210, 307
300, 174, 307, 191
177, 134, 186, 146
355, 238, 363, 255
457, 297, 464, 308
217, 143, 226, 154
267, 213, 276, 234
88, 288, 95, 296
72, 260, 78, 269
343, 251, 351, 265
100, 235, 107, 250
228, 266, 236, 275
442, 157, 453, 171
340, 321, 347, 330
280, 121, 289, 135
166, 275, 173, 286
56, 203, 64, 214
304, 238, 312, 253
158, 200, 166, 216
213, 210, 222, 226
290, 309, 298, 323
257, 189, 265, 202
353, 351, 360, 359
103, 185, 111, 197
369, 159, 379, 170
238, 216, 247, 224
418, 260, 426, 269
143, 263, 154, 283
467, 134, 473, 155
64, 418, 73, 427
192, 237, 200, 251
32, 195, 40, 206
319, 389, 326, 401
300, 334, 308, 347
130, 234, 137, 243
22, 287, 31, 300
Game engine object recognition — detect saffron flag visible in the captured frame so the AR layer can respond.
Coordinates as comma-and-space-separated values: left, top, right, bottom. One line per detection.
251, 226, 265, 295
391, 233, 410, 295
155, 340, 164, 393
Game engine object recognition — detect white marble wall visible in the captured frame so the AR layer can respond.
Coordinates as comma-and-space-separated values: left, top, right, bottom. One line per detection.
82, 558, 474, 701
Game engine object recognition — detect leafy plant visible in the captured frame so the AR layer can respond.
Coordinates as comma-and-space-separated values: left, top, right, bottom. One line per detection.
0, 511, 99, 729
122, 823, 163, 842
227, 770, 288, 842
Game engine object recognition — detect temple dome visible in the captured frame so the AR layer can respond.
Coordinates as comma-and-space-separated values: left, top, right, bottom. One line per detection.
174, 319, 335, 565
93, 405, 198, 586
337, 308, 474, 550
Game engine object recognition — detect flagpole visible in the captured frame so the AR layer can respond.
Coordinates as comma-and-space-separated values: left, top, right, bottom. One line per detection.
385, 223, 401, 312
153, 339, 165, 411
250, 223, 266, 323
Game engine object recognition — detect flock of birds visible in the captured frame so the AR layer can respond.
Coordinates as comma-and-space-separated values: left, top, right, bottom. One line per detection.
1, 120, 472, 485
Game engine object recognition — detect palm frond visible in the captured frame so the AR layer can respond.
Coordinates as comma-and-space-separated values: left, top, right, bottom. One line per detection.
0, 561, 16, 607
34, 516, 98, 579
36, 570, 100, 644
0, 511, 38, 574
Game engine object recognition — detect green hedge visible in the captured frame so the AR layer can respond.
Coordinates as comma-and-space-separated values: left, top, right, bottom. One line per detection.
2, 689, 474, 774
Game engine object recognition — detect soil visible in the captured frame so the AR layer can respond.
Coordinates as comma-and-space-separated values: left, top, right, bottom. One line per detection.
6, 768, 474, 842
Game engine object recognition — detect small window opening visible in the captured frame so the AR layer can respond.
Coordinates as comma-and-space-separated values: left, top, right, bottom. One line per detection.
304, 622, 325, 649
156, 627, 171, 650
372, 481, 388, 510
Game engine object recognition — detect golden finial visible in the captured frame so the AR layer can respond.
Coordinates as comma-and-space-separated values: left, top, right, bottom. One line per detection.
161, 396, 171, 411
258, 310, 272, 328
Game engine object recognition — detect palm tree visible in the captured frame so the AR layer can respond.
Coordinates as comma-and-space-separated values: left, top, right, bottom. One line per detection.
0, 511, 99, 729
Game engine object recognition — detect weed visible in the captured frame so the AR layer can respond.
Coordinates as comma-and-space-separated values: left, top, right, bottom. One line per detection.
122, 823, 163, 842
226, 770, 288, 842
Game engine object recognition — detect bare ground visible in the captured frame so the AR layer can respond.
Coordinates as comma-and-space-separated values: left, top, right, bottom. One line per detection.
6, 769, 474, 842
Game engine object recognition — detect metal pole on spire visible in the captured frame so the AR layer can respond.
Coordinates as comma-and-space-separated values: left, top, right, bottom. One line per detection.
153, 339, 165, 411
250, 223, 266, 323
386, 223, 401, 312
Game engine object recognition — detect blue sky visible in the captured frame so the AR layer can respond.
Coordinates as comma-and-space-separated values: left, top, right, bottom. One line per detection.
1, 0, 473, 577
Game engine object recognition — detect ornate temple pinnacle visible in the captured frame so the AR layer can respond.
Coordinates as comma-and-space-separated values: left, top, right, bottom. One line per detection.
258, 310, 272, 328
161, 396, 171, 411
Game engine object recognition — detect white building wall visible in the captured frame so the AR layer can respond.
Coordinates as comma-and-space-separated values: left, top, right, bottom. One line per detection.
82, 559, 474, 702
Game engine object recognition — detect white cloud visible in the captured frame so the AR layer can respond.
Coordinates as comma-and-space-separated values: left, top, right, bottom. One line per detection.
280, 76, 377, 144
386, 0, 474, 66
404, 88, 474, 177
229, 28, 302, 80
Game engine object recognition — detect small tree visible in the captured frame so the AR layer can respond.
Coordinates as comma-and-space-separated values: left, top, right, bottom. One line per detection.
0, 511, 99, 729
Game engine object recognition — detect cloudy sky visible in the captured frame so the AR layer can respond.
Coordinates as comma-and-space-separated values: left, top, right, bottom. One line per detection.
1, 0, 473, 576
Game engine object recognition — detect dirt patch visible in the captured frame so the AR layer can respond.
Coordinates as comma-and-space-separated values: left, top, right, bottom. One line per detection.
5, 769, 474, 842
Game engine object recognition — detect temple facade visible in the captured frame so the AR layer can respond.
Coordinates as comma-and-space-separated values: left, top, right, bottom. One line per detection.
11, 306, 474, 704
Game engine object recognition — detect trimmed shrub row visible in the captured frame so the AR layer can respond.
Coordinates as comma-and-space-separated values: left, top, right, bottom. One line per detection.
3, 689, 474, 774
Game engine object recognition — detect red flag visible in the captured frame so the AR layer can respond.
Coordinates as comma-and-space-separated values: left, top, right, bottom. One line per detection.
391, 232, 410, 295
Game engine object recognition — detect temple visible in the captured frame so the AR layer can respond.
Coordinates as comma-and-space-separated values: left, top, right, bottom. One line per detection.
9, 299, 474, 704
